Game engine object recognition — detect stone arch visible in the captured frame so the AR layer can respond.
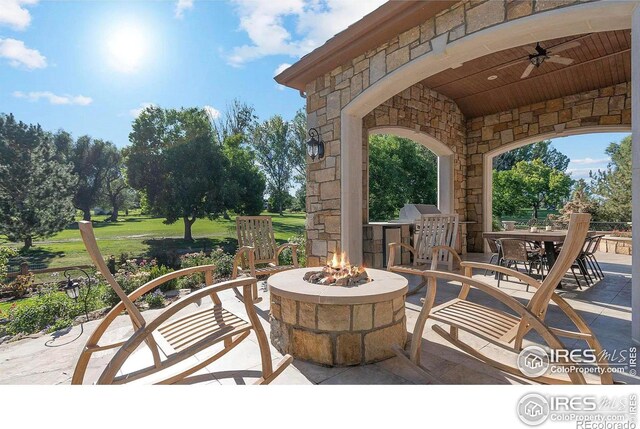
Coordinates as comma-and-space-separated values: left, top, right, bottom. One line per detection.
367, 126, 455, 215
481, 125, 632, 251
337, 1, 634, 262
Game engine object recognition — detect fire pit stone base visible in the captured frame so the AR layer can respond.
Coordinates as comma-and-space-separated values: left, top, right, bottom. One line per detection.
268, 268, 408, 367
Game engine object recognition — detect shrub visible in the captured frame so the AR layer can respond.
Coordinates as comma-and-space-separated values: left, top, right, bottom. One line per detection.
176, 275, 205, 290
144, 290, 165, 309
148, 264, 176, 292
491, 216, 502, 232
177, 249, 234, 287
101, 267, 149, 307
6, 289, 79, 335
209, 248, 234, 279
0, 246, 17, 279
100, 258, 178, 306
279, 233, 307, 267
3, 273, 34, 299
178, 252, 210, 289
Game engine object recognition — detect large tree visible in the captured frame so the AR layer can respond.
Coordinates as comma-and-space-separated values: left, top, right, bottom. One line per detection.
493, 159, 573, 219
102, 147, 133, 221
210, 99, 257, 144
127, 106, 227, 241
559, 179, 596, 221
221, 134, 266, 215
589, 135, 632, 222
368, 134, 438, 221
0, 114, 77, 248
68, 136, 117, 220
493, 140, 570, 172
250, 115, 296, 215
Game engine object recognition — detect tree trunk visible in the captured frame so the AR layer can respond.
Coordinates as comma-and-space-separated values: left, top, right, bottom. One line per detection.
110, 202, 119, 222
183, 216, 195, 241
24, 236, 32, 249
82, 208, 92, 221
532, 205, 539, 220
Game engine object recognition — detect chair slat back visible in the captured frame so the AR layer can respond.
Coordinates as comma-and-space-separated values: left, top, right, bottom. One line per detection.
528, 213, 591, 317
236, 216, 277, 263
78, 221, 146, 328
414, 214, 459, 265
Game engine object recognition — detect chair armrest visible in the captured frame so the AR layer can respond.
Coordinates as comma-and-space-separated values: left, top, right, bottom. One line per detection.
233, 246, 256, 270
387, 242, 415, 268
275, 243, 298, 255
460, 261, 542, 290
275, 243, 299, 267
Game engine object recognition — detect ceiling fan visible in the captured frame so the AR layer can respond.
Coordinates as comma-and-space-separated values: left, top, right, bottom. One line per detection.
497, 40, 581, 79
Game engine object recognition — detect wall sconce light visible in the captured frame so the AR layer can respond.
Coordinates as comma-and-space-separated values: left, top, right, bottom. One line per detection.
306, 128, 325, 161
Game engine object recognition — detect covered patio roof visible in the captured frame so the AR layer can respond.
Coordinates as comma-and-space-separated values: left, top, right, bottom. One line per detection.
275, 0, 639, 344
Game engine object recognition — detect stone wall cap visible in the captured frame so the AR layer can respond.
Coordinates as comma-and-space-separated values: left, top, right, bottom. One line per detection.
268, 268, 407, 305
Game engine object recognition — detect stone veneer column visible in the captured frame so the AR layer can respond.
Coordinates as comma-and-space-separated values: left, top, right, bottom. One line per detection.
631, 3, 640, 344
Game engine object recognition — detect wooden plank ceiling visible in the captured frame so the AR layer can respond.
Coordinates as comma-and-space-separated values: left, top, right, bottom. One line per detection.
420, 30, 631, 119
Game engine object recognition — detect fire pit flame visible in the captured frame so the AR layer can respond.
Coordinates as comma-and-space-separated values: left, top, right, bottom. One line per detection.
303, 252, 370, 286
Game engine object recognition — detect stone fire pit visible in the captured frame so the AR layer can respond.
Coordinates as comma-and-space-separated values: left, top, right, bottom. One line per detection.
268, 267, 407, 367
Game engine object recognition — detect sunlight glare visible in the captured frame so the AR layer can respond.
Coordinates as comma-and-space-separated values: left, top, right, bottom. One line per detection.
107, 24, 148, 73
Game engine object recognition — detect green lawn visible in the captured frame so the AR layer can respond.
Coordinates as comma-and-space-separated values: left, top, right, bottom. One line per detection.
1, 211, 305, 271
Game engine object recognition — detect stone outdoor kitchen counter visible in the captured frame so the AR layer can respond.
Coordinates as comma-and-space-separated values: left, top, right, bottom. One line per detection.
268, 268, 408, 367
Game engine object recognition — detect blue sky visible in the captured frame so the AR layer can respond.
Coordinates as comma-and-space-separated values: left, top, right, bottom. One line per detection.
0, 0, 386, 146
551, 132, 630, 180
0, 0, 629, 182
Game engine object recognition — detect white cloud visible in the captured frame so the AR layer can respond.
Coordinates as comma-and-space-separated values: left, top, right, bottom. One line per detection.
567, 167, 598, 180
0, 38, 46, 69
0, 0, 38, 30
129, 102, 156, 117
13, 90, 92, 105
175, 0, 193, 19
203, 105, 220, 120
274, 63, 291, 76
570, 157, 610, 165
227, 0, 386, 67
274, 63, 292, 90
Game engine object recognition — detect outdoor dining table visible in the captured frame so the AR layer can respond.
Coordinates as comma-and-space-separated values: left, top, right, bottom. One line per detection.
482, 229, 595, 274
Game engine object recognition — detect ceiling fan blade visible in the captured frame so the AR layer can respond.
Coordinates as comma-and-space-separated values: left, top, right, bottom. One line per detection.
546, 55, 574, 65
521, 63, 535, 79
496, 58, 530, 71
547, 40, 580, 55
523, 45, 538, 55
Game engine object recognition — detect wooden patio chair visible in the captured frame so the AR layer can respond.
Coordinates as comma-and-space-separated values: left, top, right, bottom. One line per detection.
72, 221, 293, 385
387, 213, 460, 295
232, 216, 299, 302
394, 213, 613, 385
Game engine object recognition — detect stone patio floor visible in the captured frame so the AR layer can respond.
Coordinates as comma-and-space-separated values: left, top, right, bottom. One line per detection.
0, 251, 636, 385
